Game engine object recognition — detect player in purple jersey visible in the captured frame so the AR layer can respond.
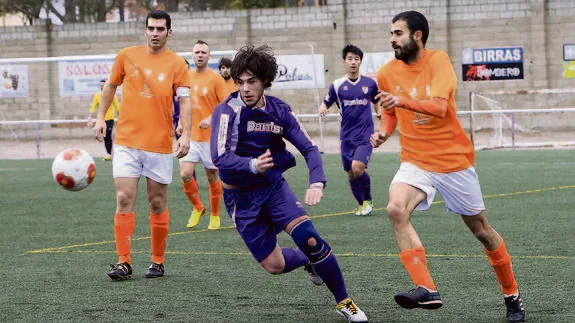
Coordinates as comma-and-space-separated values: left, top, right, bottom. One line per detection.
319, 45, 379, 216
210, 45, 368, 323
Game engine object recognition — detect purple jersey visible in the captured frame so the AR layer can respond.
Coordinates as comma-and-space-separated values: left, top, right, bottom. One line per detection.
211, 92, 326, 188
323, 75, 379, 143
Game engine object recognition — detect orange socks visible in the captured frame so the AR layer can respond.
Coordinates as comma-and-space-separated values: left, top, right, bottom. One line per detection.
399, 246, 437, 291
149, 210, 170, 265
208, 181, 222, 216
182, 179, 204, 210
114, 212, 136, 264
484, 240, 519, 295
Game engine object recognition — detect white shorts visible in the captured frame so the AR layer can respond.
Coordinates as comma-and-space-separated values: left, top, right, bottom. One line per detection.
113, 145, 174, 184
390, 162, 486, 216
180, 141, 216, 169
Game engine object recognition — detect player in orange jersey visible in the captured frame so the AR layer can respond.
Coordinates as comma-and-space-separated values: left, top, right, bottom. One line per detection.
371, 11, 525, 323
219, 57, 238, 97
179, 40, 227, 230
93, 10, 192, 281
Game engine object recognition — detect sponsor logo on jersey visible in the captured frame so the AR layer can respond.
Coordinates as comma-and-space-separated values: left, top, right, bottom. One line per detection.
247, 121, 283, 134
342, 98, 368, 106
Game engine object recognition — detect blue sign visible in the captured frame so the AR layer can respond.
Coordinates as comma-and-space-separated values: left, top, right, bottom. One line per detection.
462, 47, 523, 65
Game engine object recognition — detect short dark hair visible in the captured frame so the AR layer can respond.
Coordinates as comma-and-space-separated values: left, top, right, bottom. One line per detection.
219, 57, 232, 69
146, 10, 171, 30
342, 44, 364, 60
99, 79, 106, 83
231, 45, 277, 89
392, 11, 429, 46
195, 40, 208, 46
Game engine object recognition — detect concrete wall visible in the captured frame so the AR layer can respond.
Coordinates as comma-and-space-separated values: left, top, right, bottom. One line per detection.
0, 0, 574, 128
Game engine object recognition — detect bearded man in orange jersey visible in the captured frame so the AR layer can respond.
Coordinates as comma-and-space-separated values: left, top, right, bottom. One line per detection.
94, 10, 191, 281
371, 11, 525, 323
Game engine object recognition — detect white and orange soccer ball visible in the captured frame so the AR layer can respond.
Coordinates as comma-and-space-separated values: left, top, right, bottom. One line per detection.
51, 148, 96, 191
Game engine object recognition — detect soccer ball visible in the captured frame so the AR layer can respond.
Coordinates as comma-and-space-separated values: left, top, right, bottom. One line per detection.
51, 148, 96, 191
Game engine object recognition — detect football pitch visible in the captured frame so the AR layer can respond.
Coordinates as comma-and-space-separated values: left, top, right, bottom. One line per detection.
1, 150, 574, 322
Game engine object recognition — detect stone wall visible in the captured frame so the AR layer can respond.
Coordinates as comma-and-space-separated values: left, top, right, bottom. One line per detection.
0, 0, 574, 134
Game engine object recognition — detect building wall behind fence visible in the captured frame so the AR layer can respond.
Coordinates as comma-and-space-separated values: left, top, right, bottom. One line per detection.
0, 0, 574, 133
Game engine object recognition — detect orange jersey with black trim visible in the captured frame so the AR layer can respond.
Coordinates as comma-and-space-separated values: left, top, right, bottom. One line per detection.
222, 77, 239, 98
376, 49, 475, 173
108, 45, 189, 154
189, 68, 227, 142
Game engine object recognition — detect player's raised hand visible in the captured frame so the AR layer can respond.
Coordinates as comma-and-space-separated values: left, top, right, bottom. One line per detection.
374, 89, 387, 101
378, 91, 401, 111
174, 133, 190, 159
370, 132, 388, 148
93, 119, 106, 142
305, 184, 323, 205
255, 149, 274, 174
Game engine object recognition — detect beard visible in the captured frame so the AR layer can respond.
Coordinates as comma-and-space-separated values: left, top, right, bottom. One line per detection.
222, 73, 231, 81
394, 35, 419, 63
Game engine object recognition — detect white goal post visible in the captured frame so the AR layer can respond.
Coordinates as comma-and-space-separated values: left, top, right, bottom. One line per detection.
467, 88, 575, 150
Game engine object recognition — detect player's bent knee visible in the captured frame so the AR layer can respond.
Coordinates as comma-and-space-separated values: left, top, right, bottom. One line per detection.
289, 220, 331, 264
386, 203, 409, 222
351, 166, 365, 178
180, 172, 194, 183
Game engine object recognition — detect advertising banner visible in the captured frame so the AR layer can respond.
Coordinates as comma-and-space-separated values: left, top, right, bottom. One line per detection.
0, 65, 29, 98
272, 54, 325, 90
59, 59, 115, 97
360, 52, 395, 79
461, 47, 524, 82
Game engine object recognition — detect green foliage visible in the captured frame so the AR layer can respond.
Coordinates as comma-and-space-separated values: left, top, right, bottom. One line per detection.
230, 0, 287, 9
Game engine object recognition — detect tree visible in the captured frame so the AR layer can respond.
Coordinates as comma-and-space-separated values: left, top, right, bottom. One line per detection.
230, 0, 286, 9
162, 0, 179, 12
2, 0, 45, 25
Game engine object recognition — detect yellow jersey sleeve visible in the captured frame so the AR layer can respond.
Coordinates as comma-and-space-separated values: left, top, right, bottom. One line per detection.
90, 92, 101, 113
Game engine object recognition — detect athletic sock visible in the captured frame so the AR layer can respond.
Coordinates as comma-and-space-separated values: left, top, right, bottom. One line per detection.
281, 247, 309, 273
349, 178, 364, 205
484, 240, 519, 295
149, 209, 170, 264
399, 246, 437, 290
357, 172, 372, 201
312, 252, 349, 303
114, 212, 135, 264
182, 179, 204, 210
208, 180, 222, 216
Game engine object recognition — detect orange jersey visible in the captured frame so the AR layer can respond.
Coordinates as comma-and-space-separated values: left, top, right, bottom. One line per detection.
377, 49, 474, 172
189, 68, 227, 142
222, 77, 239, 98
109, 45, 189, 153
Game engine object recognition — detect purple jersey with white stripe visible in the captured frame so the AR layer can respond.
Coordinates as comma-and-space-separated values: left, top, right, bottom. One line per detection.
323, 75, 379, 143
211, 92, 326, 188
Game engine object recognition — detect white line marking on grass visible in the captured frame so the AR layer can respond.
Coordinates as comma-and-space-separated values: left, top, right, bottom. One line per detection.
27, 184, 575, 254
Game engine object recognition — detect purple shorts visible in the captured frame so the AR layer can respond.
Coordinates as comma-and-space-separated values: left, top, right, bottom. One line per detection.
341, 141, 373, 171
223, 178, 308, 262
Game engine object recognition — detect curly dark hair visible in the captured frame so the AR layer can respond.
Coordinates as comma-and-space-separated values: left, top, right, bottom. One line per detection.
231, 45, 277, 89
